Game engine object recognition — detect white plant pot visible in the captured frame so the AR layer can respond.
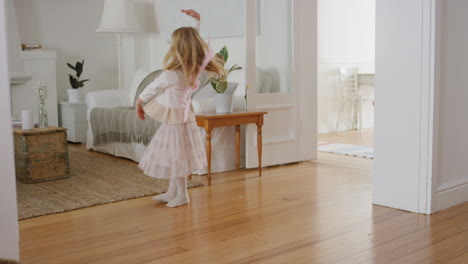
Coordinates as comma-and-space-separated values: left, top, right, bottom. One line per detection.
68, 89, 81, 103
215, 93, 234, 113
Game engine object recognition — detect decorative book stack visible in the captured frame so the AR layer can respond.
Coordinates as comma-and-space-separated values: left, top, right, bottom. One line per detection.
21, 44, 42, 50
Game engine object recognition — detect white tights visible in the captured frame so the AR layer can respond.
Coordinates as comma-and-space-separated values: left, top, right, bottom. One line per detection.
152, 176, 190, 208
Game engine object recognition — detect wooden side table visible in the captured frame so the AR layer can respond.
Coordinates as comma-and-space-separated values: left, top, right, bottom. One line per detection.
195, 111, 268, 185
14, 127, 69, 183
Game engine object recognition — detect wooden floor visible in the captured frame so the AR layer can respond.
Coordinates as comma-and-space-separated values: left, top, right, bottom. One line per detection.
318, 128, 374, 147
18, 142, 468, 263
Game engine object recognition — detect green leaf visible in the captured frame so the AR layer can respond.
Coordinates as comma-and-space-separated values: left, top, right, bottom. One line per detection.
69, 74, 79, 89
215, 81, 228, 93
210, 77, 219, 88
67, 63, 75, 70
210, 77, 223, 93
75, 61, 83, 78
77, 60, 85, 78
228, 64, 243, 74
219, 46, 228, 63
77, 79, 90, 88
214, 45, 243, 83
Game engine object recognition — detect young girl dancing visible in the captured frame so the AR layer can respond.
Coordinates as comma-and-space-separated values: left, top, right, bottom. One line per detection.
135, 10, 225, 208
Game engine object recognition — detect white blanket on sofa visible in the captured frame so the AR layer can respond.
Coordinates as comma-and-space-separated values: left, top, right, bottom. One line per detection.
90, 106, 161, 146
86, 90, 246, 174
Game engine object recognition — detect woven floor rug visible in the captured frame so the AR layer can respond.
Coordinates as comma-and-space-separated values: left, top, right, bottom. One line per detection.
16, 148, 203, 220
318, 141, 374, 159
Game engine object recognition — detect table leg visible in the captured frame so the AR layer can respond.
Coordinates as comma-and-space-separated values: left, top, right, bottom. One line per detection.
235, 125, 240, 172
257, 123, 263, 176
206, 128, 212, 185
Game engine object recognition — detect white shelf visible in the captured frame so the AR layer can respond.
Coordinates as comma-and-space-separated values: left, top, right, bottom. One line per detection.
20, 50, 57, 60
10, 72, 32, 84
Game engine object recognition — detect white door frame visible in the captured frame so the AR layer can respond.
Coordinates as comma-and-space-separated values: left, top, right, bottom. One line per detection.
418, 0, 438, 214
299, 0, 318, 161
0, 0, 20, 260
373, 0, 438, 214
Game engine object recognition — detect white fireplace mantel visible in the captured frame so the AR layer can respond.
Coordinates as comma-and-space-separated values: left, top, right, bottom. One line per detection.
11, 50, 58, 126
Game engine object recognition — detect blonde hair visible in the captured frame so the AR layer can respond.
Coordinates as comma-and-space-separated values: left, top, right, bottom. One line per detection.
163, 27, 225, 87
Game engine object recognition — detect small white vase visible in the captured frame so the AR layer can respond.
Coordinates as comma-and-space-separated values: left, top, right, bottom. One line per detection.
215, 93, 234, 113
68, 89, 81, 103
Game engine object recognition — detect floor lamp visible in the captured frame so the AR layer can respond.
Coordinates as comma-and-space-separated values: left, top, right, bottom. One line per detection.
96, 0, 141, 90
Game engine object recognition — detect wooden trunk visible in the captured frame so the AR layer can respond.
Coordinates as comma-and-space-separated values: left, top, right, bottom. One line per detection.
14, 127, 69, 183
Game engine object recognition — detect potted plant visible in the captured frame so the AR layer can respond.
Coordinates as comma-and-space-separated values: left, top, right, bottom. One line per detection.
211, 46, 242, 113
67, 60, 89, 103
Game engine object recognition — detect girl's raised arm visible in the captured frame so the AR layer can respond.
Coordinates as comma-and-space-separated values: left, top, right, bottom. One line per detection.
181, 9, 200, 31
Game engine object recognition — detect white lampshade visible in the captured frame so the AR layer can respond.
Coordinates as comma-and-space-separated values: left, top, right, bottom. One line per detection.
96, 0, 141, 33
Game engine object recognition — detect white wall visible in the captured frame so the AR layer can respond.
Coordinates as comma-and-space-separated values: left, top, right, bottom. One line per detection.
15, 0, 118, 102
434, 0, 468, 212
121, 0, 246, 100
0, 0, 20, 260
6, 0, 26, 78
13, 0, 247, 106
317, 0, 375, 133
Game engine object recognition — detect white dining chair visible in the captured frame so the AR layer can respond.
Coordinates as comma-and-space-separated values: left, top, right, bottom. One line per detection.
335, 67, 374, 134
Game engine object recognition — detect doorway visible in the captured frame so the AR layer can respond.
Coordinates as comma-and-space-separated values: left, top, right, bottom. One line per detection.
0, 0, 440, 260
317, 0, 376, 159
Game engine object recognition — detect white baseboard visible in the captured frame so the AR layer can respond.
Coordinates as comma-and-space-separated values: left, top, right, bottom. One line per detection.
435, 181, 468, 212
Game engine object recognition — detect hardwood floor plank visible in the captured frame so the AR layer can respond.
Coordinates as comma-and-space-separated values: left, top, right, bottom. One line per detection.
442, 251, 468, 264
390, 228, 468, 264
17, 142, 468, 264
327, 206, 468, 264
318, 128, 374, 147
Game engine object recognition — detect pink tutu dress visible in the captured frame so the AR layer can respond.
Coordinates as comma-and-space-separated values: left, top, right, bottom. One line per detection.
138, 70, 206, 179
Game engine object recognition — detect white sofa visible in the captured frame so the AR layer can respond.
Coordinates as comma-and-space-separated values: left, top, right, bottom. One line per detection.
85, 70, 246, 174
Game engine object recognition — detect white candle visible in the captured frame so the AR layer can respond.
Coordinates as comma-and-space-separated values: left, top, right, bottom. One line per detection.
21, 110, 34, 130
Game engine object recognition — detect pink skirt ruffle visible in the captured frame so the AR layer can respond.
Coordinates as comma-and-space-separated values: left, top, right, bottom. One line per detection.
138, 121, 206, 179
